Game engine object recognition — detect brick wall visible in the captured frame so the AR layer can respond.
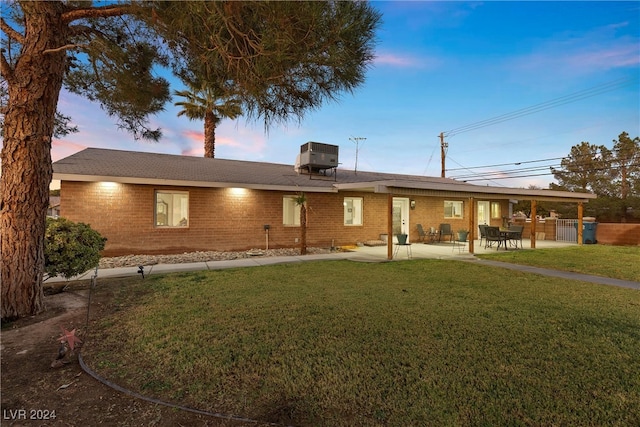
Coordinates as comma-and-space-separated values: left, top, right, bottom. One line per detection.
595, 223, 640, 246
510, 218, 558, 240
508, 218, 640, 245
60, 181, 513, 255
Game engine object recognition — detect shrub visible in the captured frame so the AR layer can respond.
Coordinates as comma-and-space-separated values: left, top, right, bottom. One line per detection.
45, 217, 107, 280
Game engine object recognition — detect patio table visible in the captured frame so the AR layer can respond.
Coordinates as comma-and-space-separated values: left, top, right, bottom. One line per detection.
499, 229, 520, 250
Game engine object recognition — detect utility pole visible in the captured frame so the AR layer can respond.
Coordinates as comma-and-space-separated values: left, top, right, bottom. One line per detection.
349, 136, 366, 175
440, 132, 448, 178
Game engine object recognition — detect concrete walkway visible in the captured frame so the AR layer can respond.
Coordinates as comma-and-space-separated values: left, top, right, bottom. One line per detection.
471, 259, 640, 290
51, 239, 639, 290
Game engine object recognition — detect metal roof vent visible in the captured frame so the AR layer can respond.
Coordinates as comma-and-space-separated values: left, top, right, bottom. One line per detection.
298, 142, 339, 173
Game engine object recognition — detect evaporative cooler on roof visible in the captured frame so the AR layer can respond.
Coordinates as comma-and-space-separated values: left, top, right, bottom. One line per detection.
298, 142, 339, 172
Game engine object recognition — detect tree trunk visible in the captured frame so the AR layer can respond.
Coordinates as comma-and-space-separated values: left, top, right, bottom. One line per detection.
1, 3, 68, 320
300, 203, 307, 255
204, 111, 216, 158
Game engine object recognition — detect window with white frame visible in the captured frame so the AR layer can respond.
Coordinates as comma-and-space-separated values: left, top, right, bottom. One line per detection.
444, 200, 463, 219
344, 197, 363, 225
283, 196, 301, 226
491, 202, 501, 219
155, 191, 189, 227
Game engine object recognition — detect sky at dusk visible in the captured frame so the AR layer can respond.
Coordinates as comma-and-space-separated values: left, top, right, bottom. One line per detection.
44, 1, 640, 189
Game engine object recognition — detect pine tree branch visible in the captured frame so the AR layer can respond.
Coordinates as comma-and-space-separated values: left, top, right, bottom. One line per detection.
43, 44, 85, 54
0, 51, 15, 84
62, 4, 134, 24
69, 24, 97, 38
0, 17, 24, 44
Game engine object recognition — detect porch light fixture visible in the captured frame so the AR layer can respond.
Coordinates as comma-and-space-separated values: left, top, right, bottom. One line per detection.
410, 199, 416, 210
99, 181, 119, 192
228, 187, 247, 196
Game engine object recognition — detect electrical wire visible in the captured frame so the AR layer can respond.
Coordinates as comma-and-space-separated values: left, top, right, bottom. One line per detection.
454, 162, 640, 182
446, 156, 566, 172
446, 144, 638, 180
443, 77, 637, 138
450, 164, 560, 180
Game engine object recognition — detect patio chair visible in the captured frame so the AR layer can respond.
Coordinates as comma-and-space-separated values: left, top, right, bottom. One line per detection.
484, 226, 503, 249
478, 224, 488, 247
452, 230, 468, 253
508, 225, 524, 248
416, 224, 427, 243
438, 223, 453, 243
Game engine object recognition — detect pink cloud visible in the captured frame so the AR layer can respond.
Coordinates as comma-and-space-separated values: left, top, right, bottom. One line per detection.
52, 139, 87, 161
179, 128, 254, 156
182, 129, 240, 147
180, 146, 204, 157
183, 129, 204, 143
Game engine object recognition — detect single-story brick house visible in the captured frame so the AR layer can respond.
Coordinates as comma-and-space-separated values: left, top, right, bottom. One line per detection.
52, 145, 596, 258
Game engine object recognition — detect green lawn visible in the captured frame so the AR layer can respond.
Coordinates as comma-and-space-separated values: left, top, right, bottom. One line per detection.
83, 260, 640, 426
477, 245, 640, 282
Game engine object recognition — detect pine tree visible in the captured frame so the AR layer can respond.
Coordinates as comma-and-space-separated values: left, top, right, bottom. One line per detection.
0, 1, 381, 320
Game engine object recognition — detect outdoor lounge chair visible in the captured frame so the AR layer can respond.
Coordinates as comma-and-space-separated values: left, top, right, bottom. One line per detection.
439, 223, 453, 242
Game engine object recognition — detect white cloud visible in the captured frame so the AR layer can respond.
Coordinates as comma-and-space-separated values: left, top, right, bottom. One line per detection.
507, 25, 639, 78
374, 52, 443, 70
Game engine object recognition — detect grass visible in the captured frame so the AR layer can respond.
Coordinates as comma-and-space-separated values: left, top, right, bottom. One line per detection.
477, 245, 640, 282
83, 259, 640, 426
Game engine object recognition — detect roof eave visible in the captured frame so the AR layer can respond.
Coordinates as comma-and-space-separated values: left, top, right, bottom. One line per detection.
53, 173, 338, 193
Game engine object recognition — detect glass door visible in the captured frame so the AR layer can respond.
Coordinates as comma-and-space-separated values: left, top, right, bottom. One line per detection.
392, 198, 410, 242
477, 201, 490, 236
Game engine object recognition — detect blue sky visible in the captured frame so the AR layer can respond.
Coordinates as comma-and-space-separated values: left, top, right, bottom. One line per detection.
51, 1, 639, 189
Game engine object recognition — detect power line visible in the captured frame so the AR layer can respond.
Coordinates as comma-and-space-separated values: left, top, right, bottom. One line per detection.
446, 146, 619, 176
454, 162, 640, 182
447, 157, 508, 187
450, 164, 560, 180
445, 156, 566, 172
443, 77, 637, 137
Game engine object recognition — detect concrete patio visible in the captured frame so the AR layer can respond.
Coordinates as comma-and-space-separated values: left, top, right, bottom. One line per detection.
347, 238, 579, 261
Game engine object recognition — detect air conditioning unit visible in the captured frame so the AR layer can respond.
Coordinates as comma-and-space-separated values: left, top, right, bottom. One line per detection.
299, 142, 339, 170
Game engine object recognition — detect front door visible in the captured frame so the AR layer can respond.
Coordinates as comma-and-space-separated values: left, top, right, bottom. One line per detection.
392, 197, 410, 242
477, 201, 490, 235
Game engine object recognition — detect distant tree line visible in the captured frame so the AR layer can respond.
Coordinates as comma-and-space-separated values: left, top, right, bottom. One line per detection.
514, 132, 639, 222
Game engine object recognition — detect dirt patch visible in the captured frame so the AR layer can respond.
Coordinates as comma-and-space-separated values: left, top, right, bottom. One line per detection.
1, 281, 272, 426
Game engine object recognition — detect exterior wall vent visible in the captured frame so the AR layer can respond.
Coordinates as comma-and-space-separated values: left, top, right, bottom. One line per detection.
299, 142, 339, 172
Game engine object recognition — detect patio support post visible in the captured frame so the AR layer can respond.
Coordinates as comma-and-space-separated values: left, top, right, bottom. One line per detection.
387, 193, 393, 260
468, 197, 475, 254
530, 200, 537, 248
577, 202, 584, 246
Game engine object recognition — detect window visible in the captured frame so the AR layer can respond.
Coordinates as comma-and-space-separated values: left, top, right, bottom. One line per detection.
155, 191, 189, 227
344, 197, 363, 225
444, 200, 463, 218
283, 196, 301, 226
491, 202, 501, 219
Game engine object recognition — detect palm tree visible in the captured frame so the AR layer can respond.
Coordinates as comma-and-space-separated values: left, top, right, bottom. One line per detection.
294, 193, 308, 255
174, 82, 242, 158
